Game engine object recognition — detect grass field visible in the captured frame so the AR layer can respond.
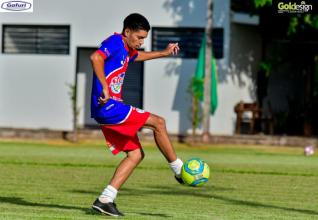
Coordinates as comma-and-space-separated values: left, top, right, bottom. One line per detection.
0, 139, 317, 220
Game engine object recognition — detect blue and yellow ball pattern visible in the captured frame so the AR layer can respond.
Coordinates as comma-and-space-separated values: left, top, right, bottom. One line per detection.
181, 158, 210, 186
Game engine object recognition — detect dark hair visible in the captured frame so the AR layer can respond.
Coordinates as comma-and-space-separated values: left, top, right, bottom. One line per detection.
122, 13, 150, 33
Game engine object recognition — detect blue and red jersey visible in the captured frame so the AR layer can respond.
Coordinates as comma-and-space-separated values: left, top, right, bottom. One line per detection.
91, 33, 139, 124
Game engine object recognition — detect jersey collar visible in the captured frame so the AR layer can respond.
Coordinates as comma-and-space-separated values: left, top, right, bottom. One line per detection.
114, 32, 129, 52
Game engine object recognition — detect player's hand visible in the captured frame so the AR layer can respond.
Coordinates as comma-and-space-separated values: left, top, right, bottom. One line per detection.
98, 89, 110, 105
164, 43, 179, 56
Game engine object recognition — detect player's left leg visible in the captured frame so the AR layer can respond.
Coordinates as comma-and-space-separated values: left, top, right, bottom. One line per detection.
143, 113, 184, 183
143, 114, 176, 162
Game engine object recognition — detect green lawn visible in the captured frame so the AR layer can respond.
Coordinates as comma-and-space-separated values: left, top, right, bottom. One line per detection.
0, 139, 317, 220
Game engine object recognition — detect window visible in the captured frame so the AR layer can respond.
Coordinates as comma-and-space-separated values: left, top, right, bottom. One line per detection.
152, 27, 223, 59
2, 25, 70, 54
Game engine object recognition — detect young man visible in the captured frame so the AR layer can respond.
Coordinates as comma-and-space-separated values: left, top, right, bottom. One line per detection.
90, 13, 184, 217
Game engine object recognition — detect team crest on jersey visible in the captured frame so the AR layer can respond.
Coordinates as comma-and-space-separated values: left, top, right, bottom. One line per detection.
110, 73, 125, 94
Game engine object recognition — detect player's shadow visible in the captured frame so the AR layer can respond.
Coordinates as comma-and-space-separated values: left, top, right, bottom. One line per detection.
70, 190, 173, 218
121, 184, 234, 196
0, 196, 99, 216
71, 189, 99, 195
209, 194, 318, 216
133, 212, 172, 218
143, 185, 318, 216
69, 183, 234, 197
70, 186, 318, 217
0, 195, 173, 218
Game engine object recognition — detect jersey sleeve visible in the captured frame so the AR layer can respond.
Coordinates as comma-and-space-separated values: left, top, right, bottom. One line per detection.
97, 35, 120, 60
129, 49, 139, 63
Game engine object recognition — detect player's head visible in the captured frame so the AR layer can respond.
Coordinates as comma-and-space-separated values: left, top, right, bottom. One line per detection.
123, 13, 150, 33
122, 13, 150, 50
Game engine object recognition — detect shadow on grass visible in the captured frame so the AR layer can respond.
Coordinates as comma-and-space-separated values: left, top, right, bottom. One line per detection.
71, 189, 99, 195
0, 196, 172, 218
147, 185, 318, 216
70, 184, 232, 196
71, 185, 318, 216
211, 194, 318, 216
135, 212, 172, 218
0, 196, 100, 216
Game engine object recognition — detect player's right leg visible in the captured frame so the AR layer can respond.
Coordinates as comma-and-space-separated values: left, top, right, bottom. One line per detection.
92, 148, 144, 216
109, 148, 144, 189
143, 113, 184, 183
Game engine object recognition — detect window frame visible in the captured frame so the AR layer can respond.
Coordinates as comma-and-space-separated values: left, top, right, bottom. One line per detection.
2, 24, 71, 55
151, 26, 223, 59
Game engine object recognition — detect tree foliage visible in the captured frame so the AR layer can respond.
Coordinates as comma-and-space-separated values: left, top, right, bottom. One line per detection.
254, 0, 318, 35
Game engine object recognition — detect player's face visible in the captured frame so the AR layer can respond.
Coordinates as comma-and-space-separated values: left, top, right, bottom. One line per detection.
124, 29, 148, 50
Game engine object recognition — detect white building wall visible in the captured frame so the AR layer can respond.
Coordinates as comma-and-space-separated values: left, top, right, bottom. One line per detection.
0, 0, 259, 135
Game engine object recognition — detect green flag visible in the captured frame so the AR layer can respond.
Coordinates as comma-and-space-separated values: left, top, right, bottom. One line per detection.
192, 36, 218, 114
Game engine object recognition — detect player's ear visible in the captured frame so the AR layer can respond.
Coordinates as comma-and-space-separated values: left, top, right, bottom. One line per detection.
124, 28, 131, 37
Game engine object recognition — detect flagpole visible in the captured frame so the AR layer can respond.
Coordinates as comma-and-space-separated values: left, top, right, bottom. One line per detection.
202, 0, 213, 142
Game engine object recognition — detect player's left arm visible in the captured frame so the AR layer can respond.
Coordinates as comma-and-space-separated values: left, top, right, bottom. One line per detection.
134, 43, 179, 62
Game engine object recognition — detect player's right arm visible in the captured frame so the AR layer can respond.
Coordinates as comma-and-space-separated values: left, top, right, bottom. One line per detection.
90, 51, 110, 105
134, 43, 179, 61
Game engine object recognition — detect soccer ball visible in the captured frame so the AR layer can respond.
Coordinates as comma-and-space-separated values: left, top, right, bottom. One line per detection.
181, 158, 210, 186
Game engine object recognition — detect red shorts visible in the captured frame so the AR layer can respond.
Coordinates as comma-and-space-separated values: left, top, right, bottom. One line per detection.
100, 107, 150, 155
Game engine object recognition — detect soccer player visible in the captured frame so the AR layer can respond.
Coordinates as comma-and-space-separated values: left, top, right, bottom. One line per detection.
90, 13, 184, 217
